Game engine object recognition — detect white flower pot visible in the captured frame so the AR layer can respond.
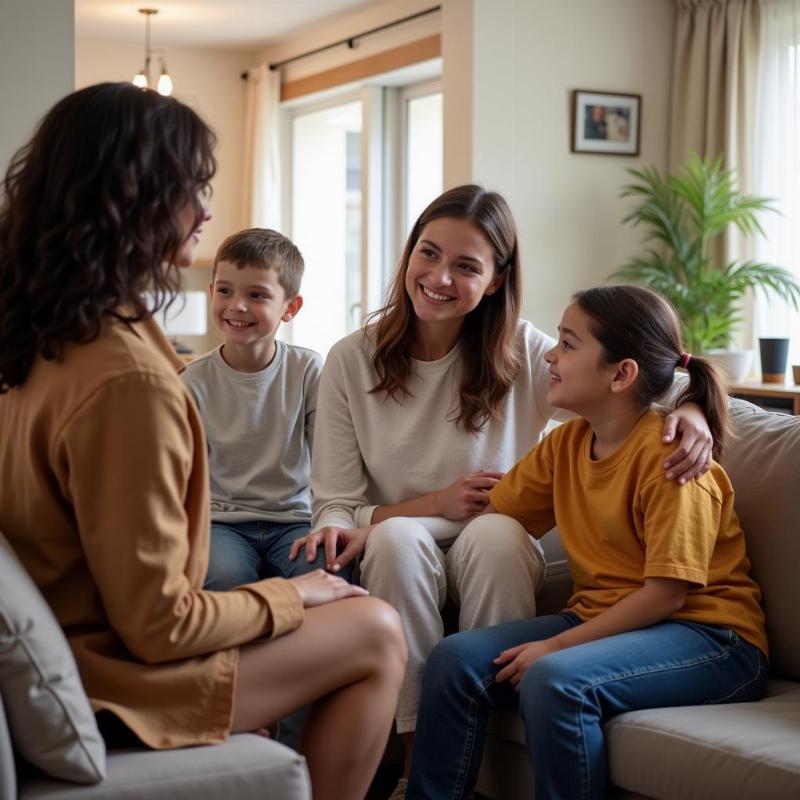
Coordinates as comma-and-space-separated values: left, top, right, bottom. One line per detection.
703, 348, 753, 383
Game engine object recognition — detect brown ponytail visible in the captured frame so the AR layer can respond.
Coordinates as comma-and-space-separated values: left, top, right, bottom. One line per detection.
676, 355, 730, 459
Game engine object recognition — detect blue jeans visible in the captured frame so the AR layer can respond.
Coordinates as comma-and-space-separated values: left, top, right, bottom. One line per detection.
205, 520, 355, 589
407, 613, 768, 800
205, 520, 355, 750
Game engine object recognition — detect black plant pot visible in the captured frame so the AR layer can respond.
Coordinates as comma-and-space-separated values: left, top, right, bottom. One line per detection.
759, 337, 790, 384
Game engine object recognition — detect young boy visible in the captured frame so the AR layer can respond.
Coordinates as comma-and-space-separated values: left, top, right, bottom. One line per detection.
182, 227, 354, 592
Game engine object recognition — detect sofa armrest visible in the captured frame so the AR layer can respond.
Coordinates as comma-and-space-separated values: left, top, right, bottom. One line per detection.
536, 562, 572, 616
537, 526, 572, 616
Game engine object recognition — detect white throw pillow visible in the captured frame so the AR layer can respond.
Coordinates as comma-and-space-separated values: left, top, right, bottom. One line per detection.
0, 532, 106, 783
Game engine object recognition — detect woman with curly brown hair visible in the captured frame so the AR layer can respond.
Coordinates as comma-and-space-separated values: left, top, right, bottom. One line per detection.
0, 82, 405, 800
292, 184, 717, 796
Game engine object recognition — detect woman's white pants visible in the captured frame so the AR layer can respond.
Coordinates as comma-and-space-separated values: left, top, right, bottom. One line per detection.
358, 513, 545, 733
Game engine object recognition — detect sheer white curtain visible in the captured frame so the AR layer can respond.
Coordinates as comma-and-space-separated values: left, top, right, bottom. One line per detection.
241, 63, 282, 230
753, 0, 800, 365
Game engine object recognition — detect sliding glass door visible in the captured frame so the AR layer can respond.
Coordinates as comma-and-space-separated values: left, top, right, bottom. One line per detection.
283, 80, 442, 358
287, 99, 362, 358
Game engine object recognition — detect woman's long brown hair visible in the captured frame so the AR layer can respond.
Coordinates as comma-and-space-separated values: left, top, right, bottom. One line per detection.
0, 82, 216, 392
369, 184, 522, 433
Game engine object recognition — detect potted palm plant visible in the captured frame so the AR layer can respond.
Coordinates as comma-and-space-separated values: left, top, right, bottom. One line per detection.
611, 152, 800, 381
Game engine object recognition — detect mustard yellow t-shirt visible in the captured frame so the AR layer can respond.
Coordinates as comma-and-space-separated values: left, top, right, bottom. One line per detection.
489, 410, 767, 656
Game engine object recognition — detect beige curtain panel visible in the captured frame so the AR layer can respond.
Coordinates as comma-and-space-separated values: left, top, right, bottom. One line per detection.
242, 63, 282, 231
669, 0, 765, 344
669, 0, 763, 311
669, 0, 762, 189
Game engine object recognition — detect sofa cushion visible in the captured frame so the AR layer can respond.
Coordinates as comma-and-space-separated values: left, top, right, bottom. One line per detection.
721, 400, 800, 679
484, 681, 800, 800
606, 680, 800, 799
0, 533, 106, 784
18, 734, 311, 800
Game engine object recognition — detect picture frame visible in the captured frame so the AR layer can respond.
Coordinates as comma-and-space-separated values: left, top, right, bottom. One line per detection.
571, 90, 641, 156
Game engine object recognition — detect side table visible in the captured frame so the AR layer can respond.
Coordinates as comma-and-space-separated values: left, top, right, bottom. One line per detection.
731, 381, 800, 415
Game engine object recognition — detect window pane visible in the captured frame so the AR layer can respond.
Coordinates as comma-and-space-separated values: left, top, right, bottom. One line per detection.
753, 32, 800, 364
406, 92, 443, 232
289, 101, 362, 358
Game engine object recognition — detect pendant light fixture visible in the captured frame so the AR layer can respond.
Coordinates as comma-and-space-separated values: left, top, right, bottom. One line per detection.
132, 8, 173, 96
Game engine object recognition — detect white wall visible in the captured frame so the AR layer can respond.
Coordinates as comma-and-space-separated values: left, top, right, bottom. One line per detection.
0, 0, 75, 174
76, 39, 256, 265
263, 0, 675, 340
84, 0, 671, 355
444, 0, 675, 338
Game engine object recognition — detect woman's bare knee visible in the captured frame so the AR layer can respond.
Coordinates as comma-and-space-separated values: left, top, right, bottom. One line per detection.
232, 597, 405, 732
348, 596, 407, 673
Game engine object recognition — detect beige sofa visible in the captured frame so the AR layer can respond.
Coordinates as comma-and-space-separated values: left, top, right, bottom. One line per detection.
476, 398, 800, 799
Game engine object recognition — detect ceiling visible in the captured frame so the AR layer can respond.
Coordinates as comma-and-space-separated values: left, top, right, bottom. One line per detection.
75, 0, 379, 49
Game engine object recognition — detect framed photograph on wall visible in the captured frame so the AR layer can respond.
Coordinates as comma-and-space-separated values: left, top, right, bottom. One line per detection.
571, 90, 641, 156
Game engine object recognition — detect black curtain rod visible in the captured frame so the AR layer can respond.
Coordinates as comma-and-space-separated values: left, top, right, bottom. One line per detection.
241, 5, 440, 79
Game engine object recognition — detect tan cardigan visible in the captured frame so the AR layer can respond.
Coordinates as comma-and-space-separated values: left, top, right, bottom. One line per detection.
0, 314, 304, 748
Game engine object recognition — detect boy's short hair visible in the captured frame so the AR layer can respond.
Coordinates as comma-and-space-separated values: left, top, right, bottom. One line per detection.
212, 228, 304, 297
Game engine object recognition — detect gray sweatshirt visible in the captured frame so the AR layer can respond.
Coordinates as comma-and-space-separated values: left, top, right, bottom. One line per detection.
182, 342, 321, 523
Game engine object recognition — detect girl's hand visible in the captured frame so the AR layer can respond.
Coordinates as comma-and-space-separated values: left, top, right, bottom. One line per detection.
435, 472, 504, 520
288, 569, 368, 608
289, 526, 372, 572
661, 403, 713, 483
494, 639, 561, 689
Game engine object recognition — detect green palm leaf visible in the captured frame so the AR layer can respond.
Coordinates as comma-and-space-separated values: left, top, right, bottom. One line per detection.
611, 151, 799, 350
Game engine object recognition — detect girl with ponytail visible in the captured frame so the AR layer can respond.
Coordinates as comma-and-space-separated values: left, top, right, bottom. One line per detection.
407, 284, 767, 800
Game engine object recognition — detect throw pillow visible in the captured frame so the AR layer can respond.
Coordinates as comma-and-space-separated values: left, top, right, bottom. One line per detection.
0, 532, 106, 783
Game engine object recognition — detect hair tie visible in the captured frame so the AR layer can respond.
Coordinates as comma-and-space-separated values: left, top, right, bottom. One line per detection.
678, 352, 692, 368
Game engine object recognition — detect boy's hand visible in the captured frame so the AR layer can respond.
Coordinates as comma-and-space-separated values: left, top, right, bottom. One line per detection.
289, 526, 372, 572
494, 639, 561, 689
